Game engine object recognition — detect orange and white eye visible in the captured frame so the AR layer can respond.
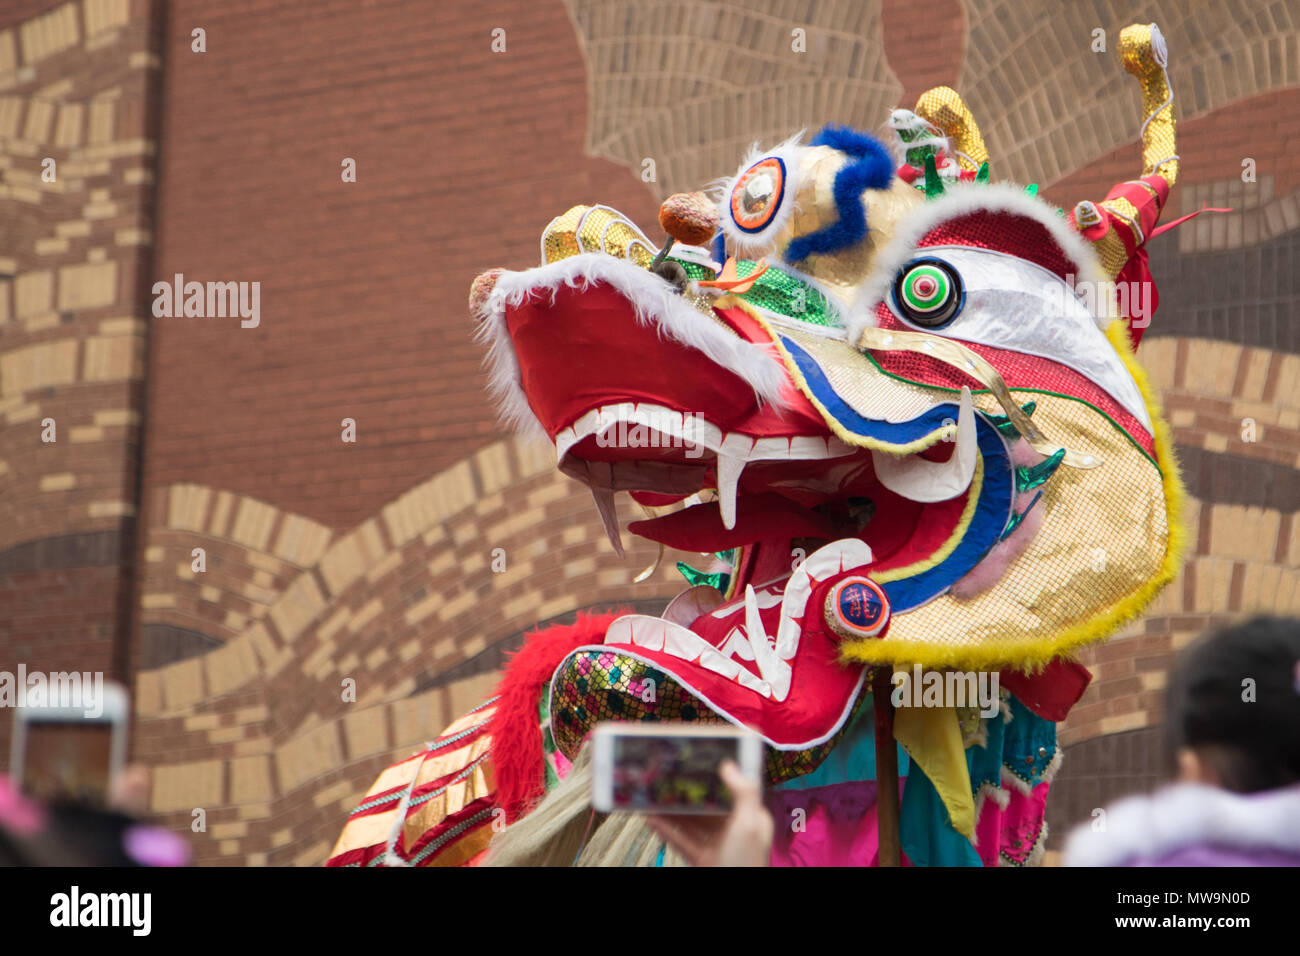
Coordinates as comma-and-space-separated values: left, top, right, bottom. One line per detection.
729, 157, 786, 234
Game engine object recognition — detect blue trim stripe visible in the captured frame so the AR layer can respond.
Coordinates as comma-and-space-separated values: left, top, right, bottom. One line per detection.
781, 335, 956, 445
880, 417, 1014, 611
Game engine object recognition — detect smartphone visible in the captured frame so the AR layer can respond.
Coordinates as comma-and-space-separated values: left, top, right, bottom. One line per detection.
591, 722, 763, 815
10, 680, 129, 806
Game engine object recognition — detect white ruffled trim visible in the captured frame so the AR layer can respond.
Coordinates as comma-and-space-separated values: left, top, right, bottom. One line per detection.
1064, 782, 1300, 867
845, 181, 1113, 341
1000, 746, 1063, 797
712, 133, 807, 258
474, 254, 790, 435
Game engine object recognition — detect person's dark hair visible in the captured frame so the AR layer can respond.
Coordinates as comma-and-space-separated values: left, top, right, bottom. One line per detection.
1164, 615, 1300, 793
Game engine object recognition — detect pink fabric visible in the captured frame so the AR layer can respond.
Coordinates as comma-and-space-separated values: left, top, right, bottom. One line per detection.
974, 779, 1051, 866
767, 781, 911, 867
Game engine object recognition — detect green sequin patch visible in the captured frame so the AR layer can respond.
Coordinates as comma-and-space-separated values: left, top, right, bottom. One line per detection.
734, 264, 837, 326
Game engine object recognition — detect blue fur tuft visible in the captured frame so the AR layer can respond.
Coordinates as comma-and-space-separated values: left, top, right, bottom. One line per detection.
785, 125, 895, 262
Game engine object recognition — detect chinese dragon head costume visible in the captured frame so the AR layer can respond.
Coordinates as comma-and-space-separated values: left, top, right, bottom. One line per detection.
329, 24, 1187, 867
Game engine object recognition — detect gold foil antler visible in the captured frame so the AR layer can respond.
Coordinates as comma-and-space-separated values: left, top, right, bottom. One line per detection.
1119, 23, 1178, 186
855, 325, 1103, 469
914, 86, 989, 174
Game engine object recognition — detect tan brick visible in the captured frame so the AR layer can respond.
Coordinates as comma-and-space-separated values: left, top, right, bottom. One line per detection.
84, 0, 131, 36
311, 780, 355, 809
1, 338, 77, 395
166, 483, 210, 530
58, 260, 118, 311
87, 97, 114, 144
275, 723, 343, 793
229, 496, 277, 550
151, 759, 222, 813
269, 572, 327, 642
205, 635, 260, 697
39, 472, 75, 491
82, 334, 137, 382
210, 822, 248, 840
22, 98, 53, 141
475, 441, 512, 493
12, 271, 51, 319
134, 669, 162, 716
161, 657, 203, 709
343, 706, 388, 758
273, 513, 332, 567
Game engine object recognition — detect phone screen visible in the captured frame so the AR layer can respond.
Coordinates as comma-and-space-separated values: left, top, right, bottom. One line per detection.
610, 732, 742, 813
21, 720, 114, 804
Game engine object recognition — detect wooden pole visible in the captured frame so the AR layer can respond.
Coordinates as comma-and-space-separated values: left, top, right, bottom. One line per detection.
872, 667, 901, 867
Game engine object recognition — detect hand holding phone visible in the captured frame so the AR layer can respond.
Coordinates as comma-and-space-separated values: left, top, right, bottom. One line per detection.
590, 722, 763, 815
645, 760, 774, 867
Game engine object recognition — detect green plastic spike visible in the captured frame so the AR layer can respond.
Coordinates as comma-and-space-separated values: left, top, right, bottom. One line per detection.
975, 161, 990, 183
999, 491, 1043, 541
986, 401, 1038, 439
923, 154, 946, 199
1024, 183, 1039, 196
1015, 448, 1065, 492
675, 561, 729, 593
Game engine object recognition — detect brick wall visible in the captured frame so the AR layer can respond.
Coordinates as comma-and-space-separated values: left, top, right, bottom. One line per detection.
0, 0, 162, 753
2, 0, 1297, 865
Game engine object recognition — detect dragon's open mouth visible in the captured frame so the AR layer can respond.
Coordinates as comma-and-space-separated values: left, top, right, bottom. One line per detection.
478, 254, 1020, 748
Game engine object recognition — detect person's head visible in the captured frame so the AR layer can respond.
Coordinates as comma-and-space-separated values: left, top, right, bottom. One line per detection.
1164, 615, 1300, 793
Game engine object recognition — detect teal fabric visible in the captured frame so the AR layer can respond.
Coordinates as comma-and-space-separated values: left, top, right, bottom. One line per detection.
774, 696, 909, 791
900, 763, 982, 867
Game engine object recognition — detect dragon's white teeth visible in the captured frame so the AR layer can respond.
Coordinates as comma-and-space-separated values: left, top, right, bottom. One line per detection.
802, 538, 875, 582
716, 454, 744, 530
789, 435, 827, 459
719, 432, 754, 459
871, 386, 977, 503
590, 487, 625, 557
628, 617, 664, 651
662, 621, 708, 660
752, 436, 792, 459
698, 649, 742, 680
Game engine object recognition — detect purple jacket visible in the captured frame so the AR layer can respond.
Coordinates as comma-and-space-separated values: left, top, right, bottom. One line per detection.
1065, 782, 1300, 866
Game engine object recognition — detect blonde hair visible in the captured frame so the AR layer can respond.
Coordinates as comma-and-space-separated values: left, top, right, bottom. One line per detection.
484, 747, 684, 867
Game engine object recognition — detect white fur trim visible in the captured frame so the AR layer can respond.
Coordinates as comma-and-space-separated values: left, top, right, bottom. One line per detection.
713, 133, 807, 258
845, 181, 1113, 342
1064, 782, 1300, 867
474, 254, 789, 435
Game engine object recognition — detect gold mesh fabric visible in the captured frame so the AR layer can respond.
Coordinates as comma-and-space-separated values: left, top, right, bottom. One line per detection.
1119, 23, 1178, 186
915, 86, 989, 172
844, 392, 1170, 669
541, 204, 658, 267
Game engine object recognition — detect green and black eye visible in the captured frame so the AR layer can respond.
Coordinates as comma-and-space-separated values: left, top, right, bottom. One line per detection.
892, 257, 963, 328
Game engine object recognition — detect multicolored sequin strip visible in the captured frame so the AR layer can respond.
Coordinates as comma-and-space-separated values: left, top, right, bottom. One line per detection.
551, 648, 862, 785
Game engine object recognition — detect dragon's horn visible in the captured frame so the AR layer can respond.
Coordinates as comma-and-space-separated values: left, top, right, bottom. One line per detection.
1071, 24, 1179, 282
1120, 22, 1178, 186
914, 86, 989, 174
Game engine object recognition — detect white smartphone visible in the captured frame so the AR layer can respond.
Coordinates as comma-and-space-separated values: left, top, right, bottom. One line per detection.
10, 680, 129, 806
591, 722, 764, 815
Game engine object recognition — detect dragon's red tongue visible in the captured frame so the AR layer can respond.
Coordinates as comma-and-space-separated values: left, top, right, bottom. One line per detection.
628, 493, 836, 551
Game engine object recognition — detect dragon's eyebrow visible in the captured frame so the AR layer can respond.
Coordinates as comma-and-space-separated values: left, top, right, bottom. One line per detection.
855, 325, 1102, 470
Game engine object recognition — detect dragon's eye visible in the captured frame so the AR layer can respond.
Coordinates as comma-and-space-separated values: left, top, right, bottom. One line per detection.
893, 258, 963, 327
729, 157, 786, 233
